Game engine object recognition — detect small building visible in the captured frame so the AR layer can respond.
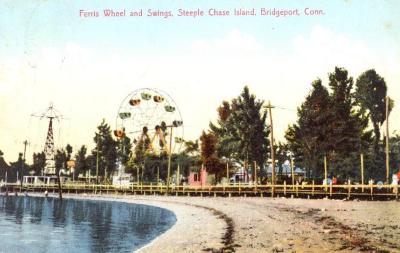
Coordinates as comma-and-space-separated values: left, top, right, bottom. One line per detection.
189, 167, 214, 186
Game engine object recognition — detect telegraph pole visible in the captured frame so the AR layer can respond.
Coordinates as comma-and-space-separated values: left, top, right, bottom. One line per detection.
167, 126, 173, 191
265, 101, 275, 195
385, 96, 390, 183
21, 140, 29, 186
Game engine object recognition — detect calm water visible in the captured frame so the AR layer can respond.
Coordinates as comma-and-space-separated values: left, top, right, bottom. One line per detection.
0, 195, 176, 253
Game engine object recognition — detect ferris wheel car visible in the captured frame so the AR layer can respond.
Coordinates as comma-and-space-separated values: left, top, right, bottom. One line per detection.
116, 88, 184, 155
153, 95, 164, 103
164, 105, 175, 112
114, 129, 125, 138
119, 112, 131, 119
173, 120, 183, 127
141, 93, 152, 100
129, 99, 141, 106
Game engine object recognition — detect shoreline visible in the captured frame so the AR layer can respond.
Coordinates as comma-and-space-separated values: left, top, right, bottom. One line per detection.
3, 193, 400, 252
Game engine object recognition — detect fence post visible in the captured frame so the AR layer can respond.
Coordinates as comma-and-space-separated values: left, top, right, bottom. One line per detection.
312, 180, 315, 196
348, 180, 352, 199
284, 180, 286, 196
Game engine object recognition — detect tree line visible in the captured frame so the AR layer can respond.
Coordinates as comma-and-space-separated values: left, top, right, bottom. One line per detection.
1, 66, 399, 184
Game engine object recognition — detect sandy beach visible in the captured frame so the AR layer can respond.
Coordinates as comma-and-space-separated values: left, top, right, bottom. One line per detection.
36, 193, 398, 253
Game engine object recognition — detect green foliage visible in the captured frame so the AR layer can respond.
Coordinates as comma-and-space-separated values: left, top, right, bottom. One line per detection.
389, 133, 400, 174
55, 148, 67, 171
355, 69, 393, 152
285, 79, 333, 178
92, 119, 118, 178
8, 153, 29, 182
66, 144, 73, 161
74, 145, 87, 179
200, 131, 224, 180
210, 86, 270, 169
31, 152, 46, 175
286, 68, 373, 180
116, 135, 132, 165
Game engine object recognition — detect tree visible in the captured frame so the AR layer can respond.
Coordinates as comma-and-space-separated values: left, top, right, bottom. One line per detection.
31, 152, 46, 175
92, 119, 118, 179
55, 148, 67, 172
66, 144, 73, 161
327, 67, 371, 178
200, 131, 224, 181
355, 69, 393, 153
74, 145, 87, 179
9, 153, 29, 182
116, 135, 132, 165
389, 133, 400, 174
285, 79, 333, 179
286, 68, 372, 180
210, 86, 270, 169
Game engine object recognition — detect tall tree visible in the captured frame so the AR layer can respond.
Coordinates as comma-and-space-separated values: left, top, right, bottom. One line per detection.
66, 144, 73, 161
31, 152, 46, 175
55, 148, 67, 172
116, 135, 132, 165
92, 119, 118, 179
210, 86, 270, 169
200, 131, 224, 181
9, 153, 29, 182
74, 145, 87, 179
355, 69, 393, 152
285, 79, 332, 178
286, 68, 372, 180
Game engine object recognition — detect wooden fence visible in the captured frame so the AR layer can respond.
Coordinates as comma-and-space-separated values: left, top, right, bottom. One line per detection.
1, 182, 398, 200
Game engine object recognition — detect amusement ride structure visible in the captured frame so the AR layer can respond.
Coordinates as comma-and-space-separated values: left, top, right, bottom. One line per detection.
31, 103, 64, 175
114, 88, 184, 187
115, 88, 184, 156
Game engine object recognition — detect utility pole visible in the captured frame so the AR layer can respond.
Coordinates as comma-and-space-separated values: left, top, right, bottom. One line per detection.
385, 96, 390, 183
360, 153, 364, 192
96, 139, 99, 184
166, 120, 183, 192
254, 161, 257, 187
167, 126, 173, 192
265, 101, 275, 195
291, 156, 295, 188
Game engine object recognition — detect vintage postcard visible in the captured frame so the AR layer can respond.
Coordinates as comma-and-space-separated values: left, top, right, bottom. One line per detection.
1, 1, 399, 252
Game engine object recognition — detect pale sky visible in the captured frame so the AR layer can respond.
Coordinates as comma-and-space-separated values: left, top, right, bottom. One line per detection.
1, 0, 399, 163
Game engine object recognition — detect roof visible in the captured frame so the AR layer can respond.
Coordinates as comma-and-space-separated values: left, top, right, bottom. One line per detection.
0, 157, 10, 171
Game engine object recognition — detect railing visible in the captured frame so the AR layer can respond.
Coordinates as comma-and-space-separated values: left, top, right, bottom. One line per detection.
0, 182, 398, 199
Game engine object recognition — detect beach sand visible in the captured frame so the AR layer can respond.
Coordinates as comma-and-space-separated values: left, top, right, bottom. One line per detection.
38, 194, 400, 252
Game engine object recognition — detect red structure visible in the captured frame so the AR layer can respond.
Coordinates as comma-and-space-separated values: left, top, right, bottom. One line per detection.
189, 167, 207, 186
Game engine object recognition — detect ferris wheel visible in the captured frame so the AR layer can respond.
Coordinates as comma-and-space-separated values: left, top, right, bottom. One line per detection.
115, 88, 184, 155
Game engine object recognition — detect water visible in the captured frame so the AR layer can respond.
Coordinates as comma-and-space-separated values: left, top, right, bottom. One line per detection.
0, 195, 176, 253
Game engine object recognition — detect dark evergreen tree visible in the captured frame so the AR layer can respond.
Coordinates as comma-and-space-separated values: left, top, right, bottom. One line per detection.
285, 79, 333, 179
210, 86, 270, 169
66, 144, 73, 161
74, 145, 87, 179
92, 119, 118, 179
31, 152, 46, 175
327, 67, 371, 178
9, 153, 29, 182
116, 135, 132, 165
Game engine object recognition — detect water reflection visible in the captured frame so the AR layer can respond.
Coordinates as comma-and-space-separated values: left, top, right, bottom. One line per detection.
0, 195, 176, 253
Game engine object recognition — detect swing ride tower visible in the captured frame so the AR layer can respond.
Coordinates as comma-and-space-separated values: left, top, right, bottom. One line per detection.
31, 103, 64, 175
